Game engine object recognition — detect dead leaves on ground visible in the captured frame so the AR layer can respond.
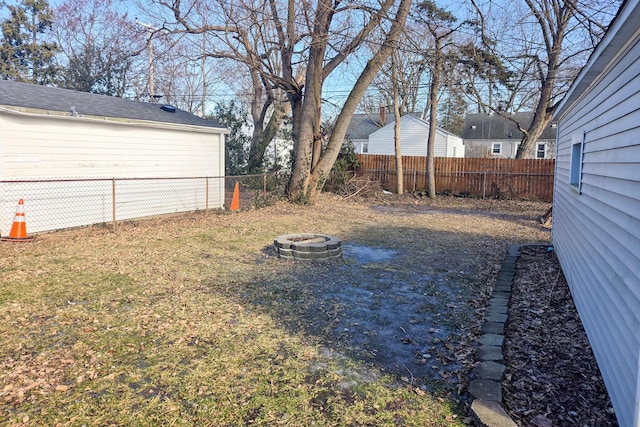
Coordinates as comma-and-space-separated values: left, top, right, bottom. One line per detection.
1, 350, 79, 405
0, 196, 555, 425
503, 246, 617, 426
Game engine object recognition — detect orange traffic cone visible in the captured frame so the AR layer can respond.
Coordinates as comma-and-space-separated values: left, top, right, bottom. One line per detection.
2, 199, 34, 242
230, 182, 240, 211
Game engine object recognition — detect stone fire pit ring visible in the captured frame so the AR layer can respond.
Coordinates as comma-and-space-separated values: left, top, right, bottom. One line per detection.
274, 233, 342, 261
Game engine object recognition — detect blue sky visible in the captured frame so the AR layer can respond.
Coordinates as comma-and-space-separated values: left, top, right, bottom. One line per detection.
0, 0, 507, 113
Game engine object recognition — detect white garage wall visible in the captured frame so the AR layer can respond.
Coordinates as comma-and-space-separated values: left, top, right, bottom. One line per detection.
0, 110, 225, 234
1, 112, 222, 178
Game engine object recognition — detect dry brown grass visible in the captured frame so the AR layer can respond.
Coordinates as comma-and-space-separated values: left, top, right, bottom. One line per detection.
0, 194, 551, 426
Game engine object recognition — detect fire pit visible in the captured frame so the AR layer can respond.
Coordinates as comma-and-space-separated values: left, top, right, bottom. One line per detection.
274, 233, 342, 261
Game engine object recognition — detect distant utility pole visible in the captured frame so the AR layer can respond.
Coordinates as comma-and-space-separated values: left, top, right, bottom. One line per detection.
201, 33, 207, 117
136, 19, 159, 102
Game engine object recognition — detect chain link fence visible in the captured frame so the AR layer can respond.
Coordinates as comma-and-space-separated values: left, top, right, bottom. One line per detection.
0, 173, 288, 235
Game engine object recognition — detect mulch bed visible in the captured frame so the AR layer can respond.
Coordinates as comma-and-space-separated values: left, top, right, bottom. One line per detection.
503, 245, 618, 426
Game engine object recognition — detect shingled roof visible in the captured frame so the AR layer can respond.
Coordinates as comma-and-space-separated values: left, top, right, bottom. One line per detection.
0, 80, 224, 129
345, 112, 394, 140
345, 111, 433, 140
461, 112, 556, 140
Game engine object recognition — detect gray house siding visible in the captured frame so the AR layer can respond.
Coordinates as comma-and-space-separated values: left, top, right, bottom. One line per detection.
552, 2, 640, 425
461, 112, 556, 158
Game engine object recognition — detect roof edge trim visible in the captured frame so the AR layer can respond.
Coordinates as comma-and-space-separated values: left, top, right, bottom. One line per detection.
0, 105, 229, 134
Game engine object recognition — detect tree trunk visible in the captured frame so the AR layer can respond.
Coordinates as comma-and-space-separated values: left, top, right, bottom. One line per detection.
287, 89, 311, 200
515, 51, 557, 158
515, 0, 568, 158
247, 100, 290, 173
426, 55, 441, 199
394, 113, 403, 195
286, 0, 332, 202
516, 111, 552, 158
392, 52, 403, 195
515, 46, 559, 158
287, 0, 412, 203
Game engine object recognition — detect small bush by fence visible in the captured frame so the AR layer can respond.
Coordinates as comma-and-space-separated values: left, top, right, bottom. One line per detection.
355, 155, 555, 201
0, 173, 288, 235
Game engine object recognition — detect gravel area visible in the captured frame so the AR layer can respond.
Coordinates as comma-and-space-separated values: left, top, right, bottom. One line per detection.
504, 245, 618, 426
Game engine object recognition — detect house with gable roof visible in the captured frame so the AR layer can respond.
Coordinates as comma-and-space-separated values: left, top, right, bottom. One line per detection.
0, 80, 227, 234
461, 112, 556, 158
345, 108, 465, 157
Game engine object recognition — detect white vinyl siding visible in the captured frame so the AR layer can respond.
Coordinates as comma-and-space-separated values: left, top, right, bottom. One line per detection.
0, 110, 225, 234
0, 113, 221, 179
552, 14, 640, 427
366, 114, 464, 157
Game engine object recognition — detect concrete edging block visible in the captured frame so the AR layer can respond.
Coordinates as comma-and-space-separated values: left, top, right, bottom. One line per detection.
469, 244, 525, 426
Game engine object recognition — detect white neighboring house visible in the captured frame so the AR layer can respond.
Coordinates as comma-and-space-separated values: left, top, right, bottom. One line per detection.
0, 80, 227, 234
346, 110, 465, 157
551, 0, 640, 426
244, 119, 293, 173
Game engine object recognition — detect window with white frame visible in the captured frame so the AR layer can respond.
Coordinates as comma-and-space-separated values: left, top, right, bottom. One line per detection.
536, 143, 546, 158
362, 142, 369, 153
570, 133, 585, 192
492, 142, 502, 155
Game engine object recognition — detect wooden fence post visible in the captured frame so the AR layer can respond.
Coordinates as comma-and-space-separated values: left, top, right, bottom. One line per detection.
483, 172, 487, 199
355, 155, 555, 201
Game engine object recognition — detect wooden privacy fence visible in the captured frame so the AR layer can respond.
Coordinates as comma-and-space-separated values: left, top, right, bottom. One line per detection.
355, 155, 555, 201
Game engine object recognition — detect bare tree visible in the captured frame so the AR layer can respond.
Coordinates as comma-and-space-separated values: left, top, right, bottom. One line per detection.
281, 0, 413, 202
53, 0, 147, 96
391, 51, 403, 194
137, 0, 296, 173
468, 0, 620, 158
369, 25, 431, 116
144, 0, 412, 201
412, 1, 460, 198
361, 3, 473, 196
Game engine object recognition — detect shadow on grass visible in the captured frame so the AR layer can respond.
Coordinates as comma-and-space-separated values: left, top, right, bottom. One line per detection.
0, 200, 551, 425
227, 223, 516, 409
369, 203, 549, 225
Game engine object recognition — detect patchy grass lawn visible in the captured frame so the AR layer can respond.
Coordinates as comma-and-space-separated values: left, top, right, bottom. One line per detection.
0, 195, 550, 426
